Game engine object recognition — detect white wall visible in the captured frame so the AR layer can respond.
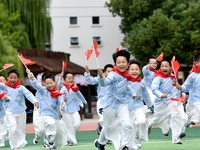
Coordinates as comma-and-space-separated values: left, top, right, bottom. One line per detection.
50, 0, 125, 69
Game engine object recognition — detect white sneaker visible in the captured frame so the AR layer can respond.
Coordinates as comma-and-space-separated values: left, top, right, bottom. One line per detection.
135, 139, 142, 149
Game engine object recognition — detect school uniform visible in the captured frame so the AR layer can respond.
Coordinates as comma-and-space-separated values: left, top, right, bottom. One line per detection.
33, 91, 45, 139
84, 72, 106, 126
60, 83, 87, 145
142, 66, 156, 104
30, 78, 67, 148
0, 82, 37, 149
128, 79, 152, 141
0, 97, 7, 147
148, 70, 182, 144
98, 70, 138, 150
180, 66, 200, 123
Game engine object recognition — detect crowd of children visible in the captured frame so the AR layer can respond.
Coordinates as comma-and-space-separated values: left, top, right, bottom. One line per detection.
0, 50, 200, 150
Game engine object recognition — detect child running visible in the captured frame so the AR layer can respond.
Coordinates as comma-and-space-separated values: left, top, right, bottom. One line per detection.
176, 52, 200, 129
27, 69, 67, 150
148, 59, 182, 144
32, 72, 50, 148
142, 56, 158, 105
0, 69, 38, 150
128, 59, 153, 149
95, 50, 137, 150
84, 64, 114, 136
60, 71, 87, 146
0, 75, 7, 147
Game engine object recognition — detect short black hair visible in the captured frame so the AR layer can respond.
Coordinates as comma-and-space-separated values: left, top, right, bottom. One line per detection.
63, 71, 73, 80
193, 52, 200, 62
41, 72, 48, 82
0, 74, 7, 80
112, 49, 130, 64
8, 69, 19, 77
146, 56, 156, 63
161, 58, 171, 66
44, 73, 55, 81
104, 64, 114, 72
129, 59, 141, 68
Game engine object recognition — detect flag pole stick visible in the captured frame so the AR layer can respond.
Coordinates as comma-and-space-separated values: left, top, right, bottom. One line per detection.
0, 68, 6, 72
85, 50, 88, 66
18, 55, 28, 70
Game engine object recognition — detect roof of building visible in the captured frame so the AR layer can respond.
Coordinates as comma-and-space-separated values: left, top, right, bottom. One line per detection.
18, 48, 96, 75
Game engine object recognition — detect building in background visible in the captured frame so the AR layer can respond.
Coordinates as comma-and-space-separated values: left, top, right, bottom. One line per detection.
49, 0, 125, 70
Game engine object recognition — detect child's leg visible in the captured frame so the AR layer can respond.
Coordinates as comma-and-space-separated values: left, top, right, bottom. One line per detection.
96, 99, 104, 135
134, 107, 148, 140
61, 113, 77, 144
72, 112, 81, 131
41, 116, 57, 145
0, 117, 7, 147
6, 110, 27, 149
33, 108, 45, 144
117, 104, 136, 149
170, 102, 182, 144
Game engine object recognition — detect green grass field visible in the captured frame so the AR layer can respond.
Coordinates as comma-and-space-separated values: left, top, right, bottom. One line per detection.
2, 127, 200, 150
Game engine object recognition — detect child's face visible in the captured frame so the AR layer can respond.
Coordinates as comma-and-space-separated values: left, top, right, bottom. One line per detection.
129, 64, 140, 78
194, 60, 200, 69
104, 67, 113, 77
148, 58, 157, 69
115, 56, 129, 72
45, 78, 56, 90
64, 74, 74, 84
0, 76, 6, 83
7, 73, 18, 85
160, 61, 171, 75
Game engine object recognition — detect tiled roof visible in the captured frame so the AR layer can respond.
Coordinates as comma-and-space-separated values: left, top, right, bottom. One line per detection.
18, 48, 96, 75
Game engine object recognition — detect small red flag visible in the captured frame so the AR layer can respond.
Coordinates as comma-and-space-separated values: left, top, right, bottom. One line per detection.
2, 63, 14, 69
62, 61, 67, 71
93, 41, 100, 57
170, 96, 185, 103
116, 47, 120, 52
85, 49, 93, 60
171, 55, 180, 78
18, 55, 36, 66
156, 52, 164, 61
0, 91, 7, 98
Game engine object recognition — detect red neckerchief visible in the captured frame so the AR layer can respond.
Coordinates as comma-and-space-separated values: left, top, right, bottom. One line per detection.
47, 86, 63, 98
149, 67, 157, 73
192, 65, 200, 73
5, 80, 21, 89
112, 68, 129, 78
127, 75, 142, 82
63, 82, 79, 92
155, 69, 175, 79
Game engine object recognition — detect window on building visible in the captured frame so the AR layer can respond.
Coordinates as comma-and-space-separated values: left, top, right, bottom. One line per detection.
70, 17, 77, 25
92, 16, 100, 25
93, 36, 101, 45
70, 37, 79, 45
45, 43, 51, 50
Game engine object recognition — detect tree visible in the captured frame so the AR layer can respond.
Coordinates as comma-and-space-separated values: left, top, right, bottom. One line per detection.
0, 0, 51, 49
0, 3, 29, 77
106, 0, 200, 66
